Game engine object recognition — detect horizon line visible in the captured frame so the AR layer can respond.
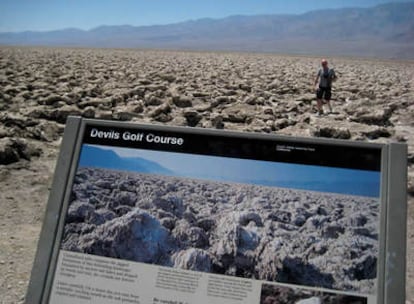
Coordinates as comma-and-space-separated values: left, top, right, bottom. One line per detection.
0, 2, 401, 34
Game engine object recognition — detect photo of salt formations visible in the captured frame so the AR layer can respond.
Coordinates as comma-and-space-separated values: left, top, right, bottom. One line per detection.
260, 283, 367, 304
61, 144, 380, 293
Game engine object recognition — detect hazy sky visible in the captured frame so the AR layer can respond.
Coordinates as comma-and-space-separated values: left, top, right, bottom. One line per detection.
1, 0, 413, 32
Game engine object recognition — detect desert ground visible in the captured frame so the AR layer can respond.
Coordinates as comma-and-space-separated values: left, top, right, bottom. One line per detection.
0, 46, 413, 303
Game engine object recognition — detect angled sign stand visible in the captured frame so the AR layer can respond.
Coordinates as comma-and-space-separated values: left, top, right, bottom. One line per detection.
26, 117, 407, 304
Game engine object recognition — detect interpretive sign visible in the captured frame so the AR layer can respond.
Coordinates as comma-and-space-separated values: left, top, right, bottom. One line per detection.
26, 117, 407, 304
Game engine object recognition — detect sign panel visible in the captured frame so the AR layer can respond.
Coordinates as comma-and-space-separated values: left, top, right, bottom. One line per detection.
26, 117, 407, 304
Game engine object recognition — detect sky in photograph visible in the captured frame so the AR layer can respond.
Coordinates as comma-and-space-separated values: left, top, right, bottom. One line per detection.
1, 0, 413, 32
78, 144, 381, 198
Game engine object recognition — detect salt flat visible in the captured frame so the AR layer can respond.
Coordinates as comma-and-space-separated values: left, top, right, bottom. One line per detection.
0, 46, 413, 303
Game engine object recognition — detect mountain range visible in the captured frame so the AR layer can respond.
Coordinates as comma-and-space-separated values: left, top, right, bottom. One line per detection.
1, 2, 413, 59
78, 145, 173, 175
76, 145, 380, 197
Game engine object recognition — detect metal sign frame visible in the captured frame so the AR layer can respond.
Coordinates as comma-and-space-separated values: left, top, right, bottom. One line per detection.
25, 116, 407, 304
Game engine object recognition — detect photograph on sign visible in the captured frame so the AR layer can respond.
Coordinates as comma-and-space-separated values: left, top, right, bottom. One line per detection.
260, 283, 367, 303
56, 130, 381, 299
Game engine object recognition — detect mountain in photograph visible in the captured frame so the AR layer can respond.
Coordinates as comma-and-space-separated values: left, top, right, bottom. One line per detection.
77, 145, 380, 197
78, 145, 173, 175
1, 2, 413, 59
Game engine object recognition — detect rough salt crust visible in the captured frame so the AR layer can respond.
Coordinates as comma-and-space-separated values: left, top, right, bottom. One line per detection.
63, 167, 378, 293
260, 284, 367, 304
0, 46, 413, 303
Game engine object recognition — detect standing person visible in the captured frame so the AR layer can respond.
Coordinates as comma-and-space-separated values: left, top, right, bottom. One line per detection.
314, 59, 336, 115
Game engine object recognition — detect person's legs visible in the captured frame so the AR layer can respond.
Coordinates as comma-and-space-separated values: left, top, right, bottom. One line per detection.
325, 100, 333, 113
325, 87, 332, 113
317, 99, 324, 114
316, 87, 324, 115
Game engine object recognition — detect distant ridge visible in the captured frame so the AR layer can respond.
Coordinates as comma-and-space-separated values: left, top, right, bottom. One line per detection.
78, 145, 173, 175
1, 2, 413, 59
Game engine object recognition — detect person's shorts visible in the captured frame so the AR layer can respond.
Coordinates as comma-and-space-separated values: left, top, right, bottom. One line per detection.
316, 86, 332, 100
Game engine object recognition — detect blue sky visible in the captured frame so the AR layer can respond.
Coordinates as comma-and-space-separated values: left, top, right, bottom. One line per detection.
79, 145, 381, 197
1, 0, 412, 32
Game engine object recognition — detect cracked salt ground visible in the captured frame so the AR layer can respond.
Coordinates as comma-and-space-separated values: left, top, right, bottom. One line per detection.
0, 47, 413, 302
63, 167, 379, 293
260, 283, 367, 303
